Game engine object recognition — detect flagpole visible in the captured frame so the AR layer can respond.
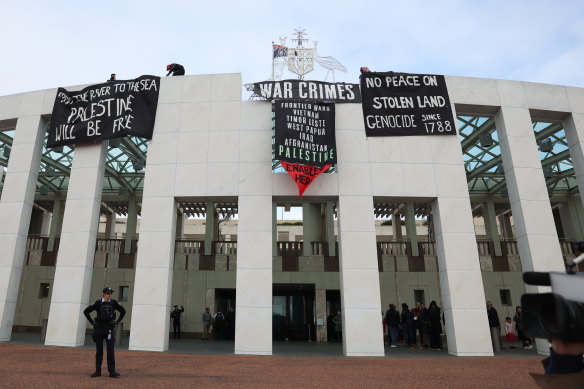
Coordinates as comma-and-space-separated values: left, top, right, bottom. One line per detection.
271, 41, 275, 80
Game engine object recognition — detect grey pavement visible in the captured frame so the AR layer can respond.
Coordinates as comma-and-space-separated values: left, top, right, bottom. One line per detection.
7, 332, 538, 358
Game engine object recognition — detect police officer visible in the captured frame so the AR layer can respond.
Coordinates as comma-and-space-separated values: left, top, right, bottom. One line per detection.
83, 287, 126, 378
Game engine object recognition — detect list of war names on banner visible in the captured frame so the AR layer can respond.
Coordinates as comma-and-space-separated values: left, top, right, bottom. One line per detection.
275, 100, 336, 168
360, 71, 456, 137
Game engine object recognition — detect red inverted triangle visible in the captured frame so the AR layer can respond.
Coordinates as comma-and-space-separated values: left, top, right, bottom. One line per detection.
281, 162, 331, 197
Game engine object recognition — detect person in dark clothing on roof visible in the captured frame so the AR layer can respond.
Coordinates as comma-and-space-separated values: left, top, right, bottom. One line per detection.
166, 63, 185, 76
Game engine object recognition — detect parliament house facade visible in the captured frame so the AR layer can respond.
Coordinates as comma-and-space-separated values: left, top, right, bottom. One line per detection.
0, 73, 583, 356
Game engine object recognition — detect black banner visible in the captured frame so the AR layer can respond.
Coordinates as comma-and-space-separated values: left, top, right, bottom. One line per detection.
274, 100, 336, 168
47, 75, 160, 147
254, 80, 361, 103
360, 71, 456, 136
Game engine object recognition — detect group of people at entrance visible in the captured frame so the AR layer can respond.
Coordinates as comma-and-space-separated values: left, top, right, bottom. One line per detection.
170, 305, 236, 340
486, 301, 533, 350
384, 302, 443, 350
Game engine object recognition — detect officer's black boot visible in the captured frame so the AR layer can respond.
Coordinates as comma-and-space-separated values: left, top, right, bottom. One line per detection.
90, 371, 101, 377
109, 371, 120, 378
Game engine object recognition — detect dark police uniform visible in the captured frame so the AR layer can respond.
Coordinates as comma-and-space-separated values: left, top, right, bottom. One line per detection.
83, 287, 126, 378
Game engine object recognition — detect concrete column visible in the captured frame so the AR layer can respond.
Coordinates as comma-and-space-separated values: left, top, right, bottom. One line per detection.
315, 289, 327, 342
272, 203, 277, 256
175, 210, 184, 239
566, 198, 584, 240
302, 203, 322, 256
392, 212, 402, 239
558, 201, 581, 241
405, 203, 419, 256
124, 195, 137, 254
28, 208, 44, 235
325, 201, 336, 256
40, 210, 51, 236
48, 197, 64, 252
432, 195, 493, 356
204, 202, 217, 256
0, 115, 45, 342
573, 197, 584, 240
235, 195, 272, 355
482, 200, 503, 256
337, 195, 384, 356
495, 106, 565, 355
128, 194, 176, 351
564, 113, 584, 212
499, 213, 514, 239
104, 213, 116, 239
45, 143, 107, 347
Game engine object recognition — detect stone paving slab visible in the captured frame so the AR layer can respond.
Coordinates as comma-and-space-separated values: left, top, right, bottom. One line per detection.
0, 342, 542, 388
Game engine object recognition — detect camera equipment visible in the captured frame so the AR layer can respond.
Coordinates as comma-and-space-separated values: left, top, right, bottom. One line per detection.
521, 242, 584, 342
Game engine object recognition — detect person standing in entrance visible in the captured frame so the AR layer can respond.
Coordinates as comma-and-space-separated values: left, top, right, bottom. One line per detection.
411, 302, 425, 349
385, 304, 400, 348
427, 301, 443, 350
400, 303, 414, 348
487, 301, 501, 351
83, 287, 126, 378
170, 305, 184, 339
226, 307, 236, 340
202, 307, 213, 340
332, 311, 343, 342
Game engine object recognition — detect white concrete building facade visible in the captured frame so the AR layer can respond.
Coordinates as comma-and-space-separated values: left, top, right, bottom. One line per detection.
0, 73, 582, 357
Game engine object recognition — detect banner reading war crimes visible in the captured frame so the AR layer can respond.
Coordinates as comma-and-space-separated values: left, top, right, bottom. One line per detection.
254, 80, 361, 103
275, 100, 336, 196
47, 75, 160, 147
360, 71, 456, 137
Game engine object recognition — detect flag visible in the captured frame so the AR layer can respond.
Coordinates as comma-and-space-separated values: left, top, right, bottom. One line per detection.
273, 44, 288, 58
281, 162, 331, 197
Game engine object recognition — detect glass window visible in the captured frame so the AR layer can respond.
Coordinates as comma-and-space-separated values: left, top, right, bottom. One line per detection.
414, 289, 425, 305
500, 289, 512, 306
39, 283, 50, 299
119, 286, 129, 302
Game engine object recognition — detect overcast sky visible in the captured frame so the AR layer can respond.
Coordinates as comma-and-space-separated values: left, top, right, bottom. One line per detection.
1, 0, 583, 97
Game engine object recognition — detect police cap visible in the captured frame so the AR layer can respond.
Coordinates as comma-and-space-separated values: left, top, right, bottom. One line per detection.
103, 287, 114, 294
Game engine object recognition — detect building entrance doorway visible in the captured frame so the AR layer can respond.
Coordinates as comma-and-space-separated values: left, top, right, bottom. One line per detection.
272, 284, 315, 341
326, 290, 341, 342
214, 289, 235, 340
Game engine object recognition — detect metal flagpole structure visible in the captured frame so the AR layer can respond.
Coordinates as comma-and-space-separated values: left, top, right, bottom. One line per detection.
271, 41, 275, 80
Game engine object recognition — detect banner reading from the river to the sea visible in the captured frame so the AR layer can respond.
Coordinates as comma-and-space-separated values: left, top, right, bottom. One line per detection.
360, 71, 456, 137
48, 75, 160, 147
254, 80, 361, 103
275, 99, 336, 196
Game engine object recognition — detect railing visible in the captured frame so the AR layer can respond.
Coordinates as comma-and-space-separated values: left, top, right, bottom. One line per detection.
311, 242, 325, 255
476, 241, 491, 256
96, 239, 123, 253
560, 241, 575, 256
419, 241, 436, 256
277, 241, 303, 256
27, 236, 47, 250
216, 241, 237, 255
175, 240, 203, 254
377, 241, 409, 256
502, 240, 518, 255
